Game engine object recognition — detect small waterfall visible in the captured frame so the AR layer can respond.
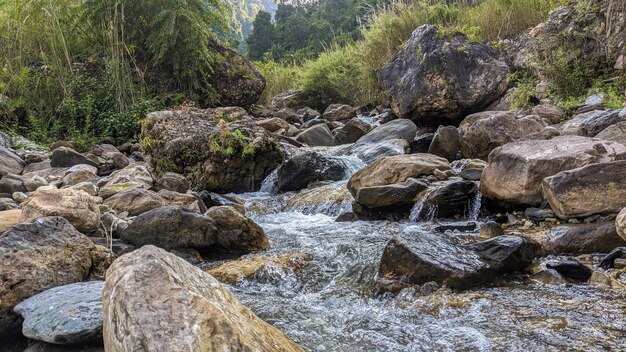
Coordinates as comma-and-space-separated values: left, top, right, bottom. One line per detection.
259, 169, 279, 194
468, 190, 483, 221
409, 187, 439, 222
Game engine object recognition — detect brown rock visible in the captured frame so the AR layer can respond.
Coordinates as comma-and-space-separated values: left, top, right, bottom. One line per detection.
103, 188, 167, 217
206, 206, 270, 253
0, 209, 20, 233
205, 253, 311, 285
19, 189, 100, 233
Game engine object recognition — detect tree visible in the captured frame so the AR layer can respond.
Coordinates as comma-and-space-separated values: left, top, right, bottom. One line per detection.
246, 11, 275, 60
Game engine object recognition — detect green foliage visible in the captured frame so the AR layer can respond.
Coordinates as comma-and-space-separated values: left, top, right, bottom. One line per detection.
255, 55, 301, 104
247, 11, 276, 60
209, 119, 256, 158
507, 71, 537, 110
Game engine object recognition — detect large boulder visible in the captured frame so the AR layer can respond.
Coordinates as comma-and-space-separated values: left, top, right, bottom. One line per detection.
102, 246, 303, 352
275, 152, 351, 192
0, 146, 24, 177
352, 119, 417, 146
206, 206, 270, 254
103, 188, 167, 217
546, 222, 626, 255
560, 110, 624, 137
120, 206, 217, 252
459, 111, 546, 159
141, 108, 284, 193
427, 125, 460, 160
376, 232, 538, 293
98, 163, 154, 199
542, 161, 626, 219
0, 217, 107, 341
295, 123, 335, 146
380, 25, 510, 124
481, 136, 626, 207
597, 121, 626, 146
14, 281, 104, 345
50, 147, 98, 169
207, 38, 265, 107
19, 189, 100, 234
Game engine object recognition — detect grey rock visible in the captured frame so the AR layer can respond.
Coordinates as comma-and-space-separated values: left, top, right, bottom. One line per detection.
353, 119, 417, 146
50, 147, 98, 169
295, 124, 334, 147
546, 222, 626, 255
428, 126, 460, 160
0, 146, 25, 177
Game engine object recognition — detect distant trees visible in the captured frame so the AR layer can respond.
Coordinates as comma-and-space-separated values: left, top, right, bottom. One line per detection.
247, 11, 276, 60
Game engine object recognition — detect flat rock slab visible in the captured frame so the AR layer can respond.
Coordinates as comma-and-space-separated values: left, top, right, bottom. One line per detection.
14, 281, 104, 345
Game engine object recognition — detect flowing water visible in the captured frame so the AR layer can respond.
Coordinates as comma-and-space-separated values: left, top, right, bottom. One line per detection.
223, 151, 626, 351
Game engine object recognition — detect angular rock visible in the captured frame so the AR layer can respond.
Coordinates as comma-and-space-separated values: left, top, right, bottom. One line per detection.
142, 108, 283, 193
23, 175, 48, 192
545, 222, 626, 255
427, 125, 460, 160
376, 232, 538, 292
269, 91, 305, 109
19, 189, 100, 234
380, 25, 510, 124
332, 118, 371, 145
14, 281, 104, 344
205, 253, 311, 285
0, 146, 25, 177
542, 161, 626, 219
206, 206, 270, 254
103, 188, 167, 217
459, 111, 545, 159
255, 117, 291, 133
322, 104, 354, 121
120, 206, 216, 252
545, 260, 592, 281
50, 147, 98, 169
158, 190, 201, 211
98, 164, 153, 199
353, 119, 417, 146
560, 109, 624, 137
481, 136, 626, 206
596, 121, 626, 146
23, 342, 104, 352
275, 152, 350, 192
295, 123, 334, 147
102, 246, 303, 352
0, 217, 105, 340
62, 168, 97, 187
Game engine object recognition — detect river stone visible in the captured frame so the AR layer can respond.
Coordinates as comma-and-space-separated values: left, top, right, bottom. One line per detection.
380, 25, 509, 124
0, 209, 20, 233
0, 174, 26, 195
102, 245, 304, 352
348, 153, 450, 192
19, 189, 100, 234
0, 147, 25, 178
154, 172, 190, 193
0, 217, 105, 340
459, 111, 545, 160
120, 206, 217, 252
353, 119, 417, 146
545, 222, 626, 255
542, 160, 626, 219
98, 164, 153, 199
206, 206, 270, 254
349, 139, 408, 164
596, 121, 626, 146
480, 136, 626, 207
295, 123, 334, 146
418, 180, 479, 219
157, 189, 201, 211
103, 188, 167, 217
276, 152, 350, 192
14, 281, 104, 344
50, 147, 98, 169
427, 126, 460, 161
352, 178, 428, 208
560, 109, 624, 137
333, 118, 371, 145
376, 232, 538, 292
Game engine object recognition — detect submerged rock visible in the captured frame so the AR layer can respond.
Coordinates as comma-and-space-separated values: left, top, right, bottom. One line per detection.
205, 253, 311, 285
275, 152, 350, 192
102, 246, 304, 351
380, 25, 509, 124
14, 281, 104, 345
376, 232, 538, 292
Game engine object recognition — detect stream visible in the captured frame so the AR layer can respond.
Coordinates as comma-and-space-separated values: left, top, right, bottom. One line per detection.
219, 150, 626, 351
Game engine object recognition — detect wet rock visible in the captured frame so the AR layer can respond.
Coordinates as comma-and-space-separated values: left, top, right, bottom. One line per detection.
284, 182, 353, 216
120, 206, 216, 252
102, 246, 303, 352
205, 253, 311, 285
103, 188, 167, 217
409, 133, 434, 153
560, 110, 624, 137
14, 281, 104, 344
50, 147, 98, 169
545, 260, 592, 281
380, 25, 509, 124
142, 108, 283, 193
353, 178, 428, 209
376, 232, 538, 292
349, 139, 408, 164
418, 181, 478, 219
459, 111, 545, 160
206, 206, 270, 254
542, 161, 626, 219
0, 217, 107, 340
323, 104, 354, 121
545, 222, 626, 255
0, 209, 20, 233
19, 189, 100, 234
276, 152, 350, 192
98, 164, 153, 199
336, 212, 359, 222
0, 146, 25, 177
295, 123, 334, 146
599, 247, 626, 269
481, 136, 626, 207
435, 222, 477, 233
525, 208, 556, 222
479, 221, 505, 239
596, 121, 626, 146
0, 174, 26, 194
333, 118, 371, 145
428, 126, 460, 160
353, 119, 417, 146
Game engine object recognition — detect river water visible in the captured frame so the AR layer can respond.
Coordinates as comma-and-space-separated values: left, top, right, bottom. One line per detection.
220, 150, 626, 351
